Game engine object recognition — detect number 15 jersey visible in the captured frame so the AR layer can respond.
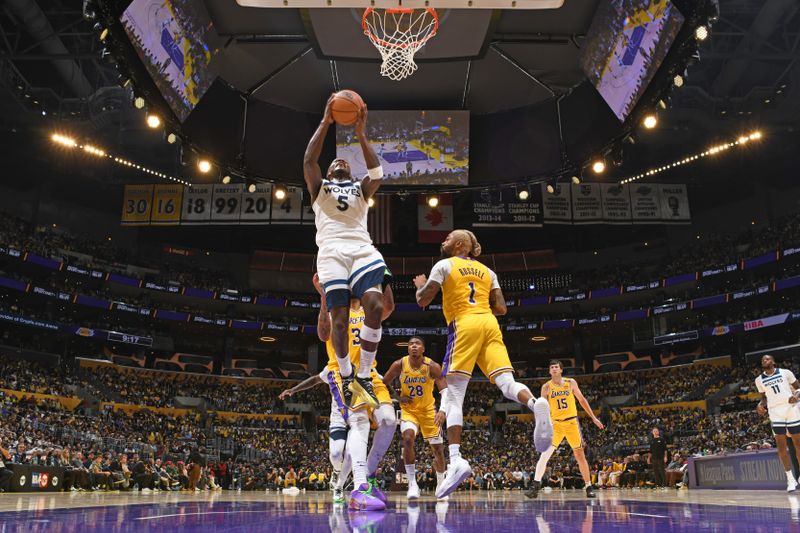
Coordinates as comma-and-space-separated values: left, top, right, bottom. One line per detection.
546, 378, 578, 421
429, 256, 500, 326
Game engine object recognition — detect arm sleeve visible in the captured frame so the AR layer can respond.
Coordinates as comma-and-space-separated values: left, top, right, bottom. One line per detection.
754, 378, 764, 393
489, 269, 500, 290
428, 259, 452, 285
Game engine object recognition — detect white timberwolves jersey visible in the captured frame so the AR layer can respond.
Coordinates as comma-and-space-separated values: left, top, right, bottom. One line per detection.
313, 178, 371, 248
755, 368, 797, 410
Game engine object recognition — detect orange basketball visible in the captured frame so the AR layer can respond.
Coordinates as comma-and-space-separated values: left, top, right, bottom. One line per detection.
330, 90, 365, 126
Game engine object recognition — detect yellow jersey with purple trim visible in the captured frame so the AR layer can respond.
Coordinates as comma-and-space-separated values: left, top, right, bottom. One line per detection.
547, 378, 578, 421
325, 306, 375, 371
399, 356, 435, 412
436, 256, 495, 325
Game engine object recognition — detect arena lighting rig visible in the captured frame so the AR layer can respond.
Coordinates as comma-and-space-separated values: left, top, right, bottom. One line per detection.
50, 133, 192, 187
619, 131, 763, 185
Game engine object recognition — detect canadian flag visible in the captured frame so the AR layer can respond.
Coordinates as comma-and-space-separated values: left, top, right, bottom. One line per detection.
418, 194, 453, 244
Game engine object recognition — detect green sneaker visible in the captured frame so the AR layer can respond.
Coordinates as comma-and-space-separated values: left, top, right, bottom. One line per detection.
367, 475, 387, 504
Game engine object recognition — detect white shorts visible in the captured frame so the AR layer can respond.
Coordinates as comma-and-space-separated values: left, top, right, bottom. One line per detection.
769, 402, 800, 435
316, 241, 386, 305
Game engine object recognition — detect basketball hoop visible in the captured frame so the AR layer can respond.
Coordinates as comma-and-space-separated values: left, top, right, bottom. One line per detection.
362, 8, 439, 81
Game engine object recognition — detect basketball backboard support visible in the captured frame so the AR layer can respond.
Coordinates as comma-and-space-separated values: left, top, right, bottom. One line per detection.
237, 0, 564, 9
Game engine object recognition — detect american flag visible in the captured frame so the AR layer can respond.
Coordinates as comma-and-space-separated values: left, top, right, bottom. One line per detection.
368, 196, 392, 245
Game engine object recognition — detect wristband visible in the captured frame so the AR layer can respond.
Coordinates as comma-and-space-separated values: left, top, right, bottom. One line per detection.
367, 166, 384, 181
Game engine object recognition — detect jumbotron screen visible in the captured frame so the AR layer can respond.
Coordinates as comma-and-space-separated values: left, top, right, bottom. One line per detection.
336, 110, 469, 186
579, 0, 685, 122
121, 0, 221, 122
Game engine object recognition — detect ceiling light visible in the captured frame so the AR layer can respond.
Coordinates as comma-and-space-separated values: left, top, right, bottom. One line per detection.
518, 189, 529, 200
643, 115, 657, 129
695, 26, 709, 41
368, 197, 375, 207
592, 161, 605, 174
673, 74, 684, 87
146, 114, 160, 128
197, 159, 212, 173
222, 175, 231, 184
274, 187, 287, 200
428, 196, 439, 208
248, 183, 257, 193
571, 176, 581, 185
133, 97, 145, 109
166, 133, 177, 144
258, 336, 276, 343
546, 184, 555, 194
531, 336, 547, 342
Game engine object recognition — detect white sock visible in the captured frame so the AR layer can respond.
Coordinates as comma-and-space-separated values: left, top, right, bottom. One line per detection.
367, 416, 396, 476
535, 446, 555, 482
527, 398, 536, 412
449, 444, 460, 460
436, 471, 446, 486
788, 470, 795, 483
405, 464, 416, 485
358, 348, 377, 379
336, 452, 351, 490
337, 356, 353, 377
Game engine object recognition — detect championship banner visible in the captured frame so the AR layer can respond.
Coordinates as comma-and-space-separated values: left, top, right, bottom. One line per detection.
472, 189, 542, 228
658, 184, 691, 223
120, 184, 153, 226
600, 184, 632, 224
239, 183, 272, 225
630, 183, 663, 223
181, 184, 213, 224
150, 184, 183, 225
571, 183, 603, 224
270, 186, 304, 224
210, 183, 244, 224
419, 193, 453, 243
541, 183, 572, 224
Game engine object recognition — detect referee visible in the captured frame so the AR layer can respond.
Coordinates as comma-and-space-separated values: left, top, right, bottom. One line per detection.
649, 427, 668, 487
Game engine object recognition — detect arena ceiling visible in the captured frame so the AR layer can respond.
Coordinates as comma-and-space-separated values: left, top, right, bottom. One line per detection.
0, 0, 798, 189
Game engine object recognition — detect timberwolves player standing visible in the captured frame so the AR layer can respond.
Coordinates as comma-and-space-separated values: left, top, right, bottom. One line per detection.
304, 95, 388, 510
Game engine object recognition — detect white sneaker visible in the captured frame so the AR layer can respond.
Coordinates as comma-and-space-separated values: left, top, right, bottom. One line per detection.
407, 483, 420, 500
141, 488, 151, 493
788, 478, 798, 493
435, 457, 472, 499
436, 490, 449, 502
533, 397, 554, 452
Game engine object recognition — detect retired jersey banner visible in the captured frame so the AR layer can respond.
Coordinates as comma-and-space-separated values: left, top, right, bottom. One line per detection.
600, 184, 632, 224
150, 184, 183, 225
239, 183, 272, 225
270, 186, 304, 224
210, 183, 244, 224
419, 193, 453, 243
181, 184, 213, 224
541, 183, 572, 224
571, 183, 603, 224
630, 183, 663, 223
120, 185, 153, 226
658, 184, 691, 223
472, 189, 543, 228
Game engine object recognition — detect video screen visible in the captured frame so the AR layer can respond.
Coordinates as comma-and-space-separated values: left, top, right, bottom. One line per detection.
121, 0, 221, 122
579, 0, 685, 122
336, 110, 469, 186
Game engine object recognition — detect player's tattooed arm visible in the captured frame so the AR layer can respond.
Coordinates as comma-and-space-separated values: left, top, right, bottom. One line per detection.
279, 375, 324, 401
413, 274, 441, 308
489, 288, 507, 316
303, 95, 335, 202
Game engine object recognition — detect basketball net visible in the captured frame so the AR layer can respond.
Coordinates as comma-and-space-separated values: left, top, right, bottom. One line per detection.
362, 8, 439, 81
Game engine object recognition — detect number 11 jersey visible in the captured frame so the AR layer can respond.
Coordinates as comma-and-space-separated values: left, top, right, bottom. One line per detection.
756, 368, 797, 410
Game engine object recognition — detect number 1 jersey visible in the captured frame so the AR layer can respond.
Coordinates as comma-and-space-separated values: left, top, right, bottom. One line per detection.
429, 256, 500, 326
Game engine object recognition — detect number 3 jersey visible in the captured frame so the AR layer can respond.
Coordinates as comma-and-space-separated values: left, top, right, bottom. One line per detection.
755, 368, 798, 410
399, 356, 435, 413
313, 178, 371, 248
428, 256, 500, 326
324, 306, 376, 372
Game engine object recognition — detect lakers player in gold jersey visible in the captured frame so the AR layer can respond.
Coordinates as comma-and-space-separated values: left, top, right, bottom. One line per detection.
525, 360, 604, 499
414, 229, 554, 498
381, 336, 448, 500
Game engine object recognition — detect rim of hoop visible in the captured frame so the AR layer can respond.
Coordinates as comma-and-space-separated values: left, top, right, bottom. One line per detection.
362, 7, 439, 50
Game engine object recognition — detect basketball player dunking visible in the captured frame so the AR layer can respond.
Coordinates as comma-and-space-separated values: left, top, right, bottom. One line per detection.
414, 229, 554, 498
304, 96, 389, 509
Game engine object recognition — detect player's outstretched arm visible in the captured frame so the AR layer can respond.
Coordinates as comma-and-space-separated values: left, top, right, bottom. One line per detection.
571, 380, 604, 429
303, 95, 335, 202
355, 107, 383, 200
489, 288, 507, 316
279, 375, 324, 400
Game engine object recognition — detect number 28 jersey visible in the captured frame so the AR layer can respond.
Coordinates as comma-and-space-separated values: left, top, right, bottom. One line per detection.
755, 368, 797, 410
429, 256, 500, 325
313, 178, 371, 248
